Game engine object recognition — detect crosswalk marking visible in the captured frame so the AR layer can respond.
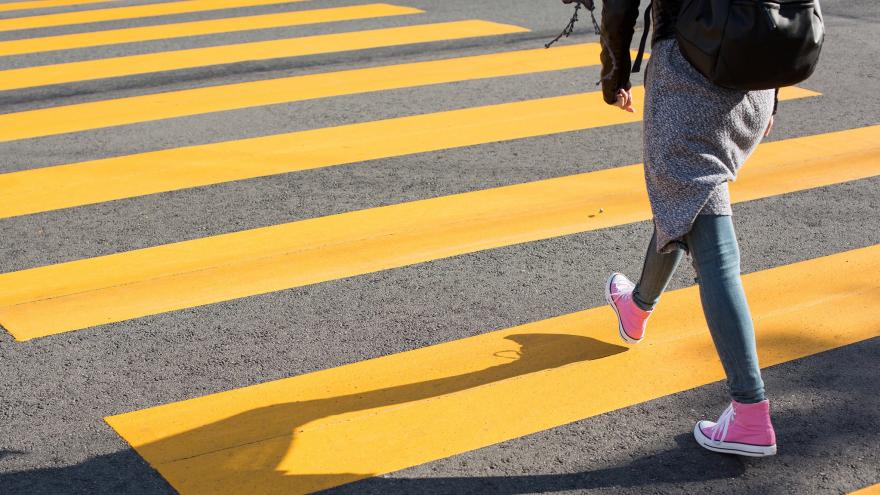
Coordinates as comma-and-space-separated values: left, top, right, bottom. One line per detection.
0, 0, 308, 32
0, 3, 423, 57
0, 0, 119, 13
2, 0, 873, 487
0, 43, 610, 142
0, 86, 813, 218
851, 483, 880, 495
0, 125, 875, 341
0, 20, 528, 91
104, 245, 880, 495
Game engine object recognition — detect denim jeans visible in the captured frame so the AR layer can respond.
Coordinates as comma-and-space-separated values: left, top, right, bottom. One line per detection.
632, 215, 766, 404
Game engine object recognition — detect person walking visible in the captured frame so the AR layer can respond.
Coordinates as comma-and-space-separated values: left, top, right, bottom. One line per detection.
572, 0, 780, 456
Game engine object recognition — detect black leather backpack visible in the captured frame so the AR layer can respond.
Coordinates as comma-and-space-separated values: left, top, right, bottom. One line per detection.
633, 0, 825, 90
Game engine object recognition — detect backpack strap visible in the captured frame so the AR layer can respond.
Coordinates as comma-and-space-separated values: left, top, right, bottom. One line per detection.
631, 2, 653, 73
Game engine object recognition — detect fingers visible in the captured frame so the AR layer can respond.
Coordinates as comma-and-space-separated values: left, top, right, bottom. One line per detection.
615, 89, 635, 113
615, 89, 626, 109
764, 116, 774, 137
614, 98, 634, 113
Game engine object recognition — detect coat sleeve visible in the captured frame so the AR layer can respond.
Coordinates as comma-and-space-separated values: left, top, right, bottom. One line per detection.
599, 0, 642, 104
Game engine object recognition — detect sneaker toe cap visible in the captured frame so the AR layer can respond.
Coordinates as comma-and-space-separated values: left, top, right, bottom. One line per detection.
695, 420, 718, 438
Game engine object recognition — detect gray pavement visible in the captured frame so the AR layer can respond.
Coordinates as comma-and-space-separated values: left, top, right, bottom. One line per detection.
0, 1, 878, 494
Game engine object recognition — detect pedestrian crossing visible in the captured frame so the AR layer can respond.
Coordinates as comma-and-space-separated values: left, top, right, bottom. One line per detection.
0, 86, 816, 217
1, 1, 877, 493
0, 0, 310, 32
1, 125, 877, 340
0, 3, 423, 56
0, 0, 118, 13
851, 483, 880, 495
0, 20, 527, 91
0, 43, 607, 141
105, 245, 880, 495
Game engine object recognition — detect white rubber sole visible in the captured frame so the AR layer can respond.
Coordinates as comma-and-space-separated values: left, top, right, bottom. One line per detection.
605, 273, 643, 345
693, 421, 777, 457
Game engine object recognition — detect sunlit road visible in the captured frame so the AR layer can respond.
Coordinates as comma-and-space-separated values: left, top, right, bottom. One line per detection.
0, 1, 877, 493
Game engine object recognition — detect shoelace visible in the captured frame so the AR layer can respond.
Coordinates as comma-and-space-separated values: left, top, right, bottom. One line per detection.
708, 404, 736, 443
609, 276, 635, 299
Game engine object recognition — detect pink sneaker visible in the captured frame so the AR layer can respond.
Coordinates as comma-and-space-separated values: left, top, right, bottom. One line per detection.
694, 400, 777, 457
604, 273, 651, 344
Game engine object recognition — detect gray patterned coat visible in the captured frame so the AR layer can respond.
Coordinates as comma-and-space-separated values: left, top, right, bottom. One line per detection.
642, 38, 775, 251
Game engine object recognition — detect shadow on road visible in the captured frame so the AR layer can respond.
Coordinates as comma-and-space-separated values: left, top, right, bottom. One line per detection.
319, 432, 746, 494
3, 333, 629, 494
2, 337, 876, 495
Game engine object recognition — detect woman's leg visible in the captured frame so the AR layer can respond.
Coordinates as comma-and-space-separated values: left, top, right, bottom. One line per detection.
607, 230, 685, 343
632, 232, 684, 311
685, 215, 765, 403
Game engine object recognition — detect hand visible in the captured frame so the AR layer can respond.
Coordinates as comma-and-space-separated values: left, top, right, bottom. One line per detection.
615, 88, 635, 113
764, 115, 774, 137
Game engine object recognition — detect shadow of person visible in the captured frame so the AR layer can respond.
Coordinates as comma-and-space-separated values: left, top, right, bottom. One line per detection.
317, 433, 747, 494
0, 449, 175, 495
4, 338, 877, 494
0, 432, 740, 495
0, 450, 25, 462
119, 333, 627, 494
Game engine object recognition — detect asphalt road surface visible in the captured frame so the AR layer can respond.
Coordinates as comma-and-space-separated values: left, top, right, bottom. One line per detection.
0, 0, 878, 494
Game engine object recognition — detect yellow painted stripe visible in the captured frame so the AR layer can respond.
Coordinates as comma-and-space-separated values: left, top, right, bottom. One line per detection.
0, 86, 811, 218
0, 0, 308, 32
0, 43, 610, 141
0, 4, 423, 57
0, 20, 527, 91
851, 484, 880, 495
0, 0, 119, 13
105, 245, 880, 495
0, 124, 876, 340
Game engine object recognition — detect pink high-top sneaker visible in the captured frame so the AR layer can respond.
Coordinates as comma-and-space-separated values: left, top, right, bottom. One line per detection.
605, 273, 651, 344
694, 400, 777, 457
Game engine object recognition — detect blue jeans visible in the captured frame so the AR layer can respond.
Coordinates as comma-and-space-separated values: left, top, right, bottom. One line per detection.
632, 215, 766, 404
